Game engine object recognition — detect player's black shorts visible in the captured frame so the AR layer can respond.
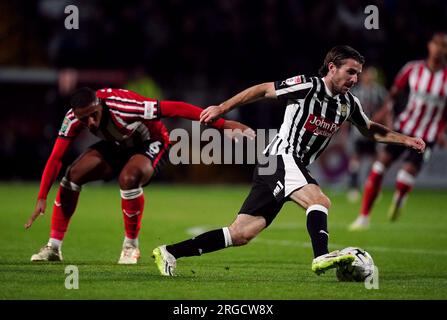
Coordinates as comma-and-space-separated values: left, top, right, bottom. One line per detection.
239, 154, 318, 226
89, 138, 170, 183
384, 141, 433, 169
354, 138, 376, 155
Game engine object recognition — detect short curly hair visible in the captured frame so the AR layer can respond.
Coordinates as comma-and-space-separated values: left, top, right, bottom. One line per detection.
70, 87, 98, 109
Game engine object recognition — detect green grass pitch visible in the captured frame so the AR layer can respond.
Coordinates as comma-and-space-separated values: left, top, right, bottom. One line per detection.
1, 182, 446, 300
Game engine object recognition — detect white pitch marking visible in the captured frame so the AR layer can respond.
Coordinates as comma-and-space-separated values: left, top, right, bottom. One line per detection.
253, 238, 447, 256
186, 226, 447, 256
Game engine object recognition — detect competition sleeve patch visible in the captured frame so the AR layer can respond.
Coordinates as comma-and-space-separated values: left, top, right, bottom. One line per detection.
143, 100, 160, 119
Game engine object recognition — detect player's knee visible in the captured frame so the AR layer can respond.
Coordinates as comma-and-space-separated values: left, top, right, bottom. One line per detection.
229, 226, 256, 246
119, 173, 140, 189
66, 164, 84, 185
309, 195, 331, 210
119, 167, 153, 189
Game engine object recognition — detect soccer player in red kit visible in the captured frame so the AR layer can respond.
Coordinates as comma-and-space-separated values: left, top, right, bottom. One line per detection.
25, 87, 253, 263
350, 32, 447, 230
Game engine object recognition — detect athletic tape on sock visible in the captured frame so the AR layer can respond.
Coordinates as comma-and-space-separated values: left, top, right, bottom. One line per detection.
372, 161, 385, 174
306, 204, 329, 215
120, 188, 143, 200
396, 169, 415, 186
60, 177, 81, 192
222, 227, 233, 247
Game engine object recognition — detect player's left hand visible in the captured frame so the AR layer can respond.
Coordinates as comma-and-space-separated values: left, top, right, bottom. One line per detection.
222, 120, 256, 143
25, 199, 47, 229
406, 137, 426, 153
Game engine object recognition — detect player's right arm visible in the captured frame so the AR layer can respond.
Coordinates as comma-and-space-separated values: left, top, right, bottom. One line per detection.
200, 82, 276, 123
200, 75, 312, 124
25, 111, 81, 229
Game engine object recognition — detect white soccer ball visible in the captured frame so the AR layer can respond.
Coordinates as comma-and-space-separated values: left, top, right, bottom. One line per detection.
336, 247, 375, 282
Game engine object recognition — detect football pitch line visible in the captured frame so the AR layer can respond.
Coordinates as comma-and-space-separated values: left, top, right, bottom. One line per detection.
186, 226, 447, 257
253, 238, 447, 257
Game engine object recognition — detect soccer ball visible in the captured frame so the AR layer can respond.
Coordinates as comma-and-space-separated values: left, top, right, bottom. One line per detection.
336, 247, 374, 282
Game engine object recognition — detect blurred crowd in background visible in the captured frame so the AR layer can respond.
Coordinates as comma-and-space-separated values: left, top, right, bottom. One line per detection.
0, 0, 446, 184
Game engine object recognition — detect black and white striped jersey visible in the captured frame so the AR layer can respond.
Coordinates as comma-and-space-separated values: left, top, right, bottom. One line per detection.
264, 75, 370, 166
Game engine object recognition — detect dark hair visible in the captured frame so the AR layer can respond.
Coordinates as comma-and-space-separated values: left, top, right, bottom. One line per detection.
318, 45, 365, 76
70, 87, 98, 109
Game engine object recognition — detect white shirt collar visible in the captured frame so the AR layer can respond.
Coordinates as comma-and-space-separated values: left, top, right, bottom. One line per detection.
321, 77, 336, 97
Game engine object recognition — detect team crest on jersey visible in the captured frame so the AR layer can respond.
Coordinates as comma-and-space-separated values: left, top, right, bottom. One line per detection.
285, 76, 303, 86
60, 117, 70, 134
304, 114, 340, 137
340, 104, 348, 117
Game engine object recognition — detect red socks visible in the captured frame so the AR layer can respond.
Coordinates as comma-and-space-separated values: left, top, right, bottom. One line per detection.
394, 169, 415, 207
360, 162, 385, 217
120, 188, 144, 240
48, 179, 146, 244
50, 178, 81, 241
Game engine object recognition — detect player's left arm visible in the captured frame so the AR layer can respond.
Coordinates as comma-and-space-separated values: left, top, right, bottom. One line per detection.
349, 94, 425, 153
356, 120, 425, 153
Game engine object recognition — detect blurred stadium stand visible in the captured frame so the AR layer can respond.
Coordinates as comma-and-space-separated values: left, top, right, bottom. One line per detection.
1, 0, 446, 187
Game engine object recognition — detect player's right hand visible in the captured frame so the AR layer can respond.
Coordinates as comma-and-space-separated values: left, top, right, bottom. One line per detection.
25, 199, 46, 229
200, 105, 224, 124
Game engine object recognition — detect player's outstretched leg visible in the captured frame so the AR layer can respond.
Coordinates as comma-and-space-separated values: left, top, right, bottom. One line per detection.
152, 227, 233, 276
153, 215, 265, 276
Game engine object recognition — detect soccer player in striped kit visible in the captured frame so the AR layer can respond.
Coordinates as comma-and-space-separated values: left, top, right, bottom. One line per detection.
152, 46, 425, 276
350, 32, 447, 230
25, 87, 252, 264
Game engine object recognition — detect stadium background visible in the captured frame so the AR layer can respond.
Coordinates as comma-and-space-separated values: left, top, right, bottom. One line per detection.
1, 0, 446, 188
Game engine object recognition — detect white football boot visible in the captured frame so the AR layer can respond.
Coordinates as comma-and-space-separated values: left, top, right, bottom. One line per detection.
31, 245, 63, 262
118, 245, 141, 264
348, 215, 370, 231
152, 245, 177, 276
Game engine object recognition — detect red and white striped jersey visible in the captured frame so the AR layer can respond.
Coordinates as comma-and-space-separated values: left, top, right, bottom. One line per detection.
58, 88, 170, 147
393, 60, 447, 143
38, 88, 225, 200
